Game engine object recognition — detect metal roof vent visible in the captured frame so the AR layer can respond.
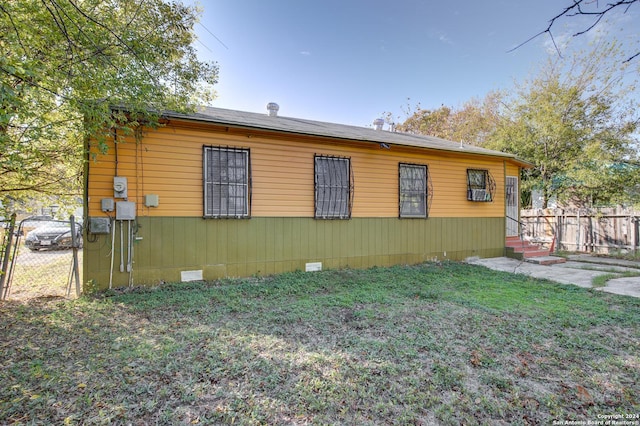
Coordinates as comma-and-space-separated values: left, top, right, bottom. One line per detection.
373, 118, 384, 131
267, 102, 279, 117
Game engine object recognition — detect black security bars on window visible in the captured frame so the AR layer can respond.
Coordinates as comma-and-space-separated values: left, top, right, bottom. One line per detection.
466, 169, 495, 202
203, 146, 251, 218
314, 155, 353, 219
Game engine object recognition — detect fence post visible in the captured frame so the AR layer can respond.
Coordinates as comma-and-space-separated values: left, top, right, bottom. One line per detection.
69, 215, 82, 297
553, 208, 560, 253
588, 211, 597, 253
1, 213, 16, 300
634, 213, 638, 250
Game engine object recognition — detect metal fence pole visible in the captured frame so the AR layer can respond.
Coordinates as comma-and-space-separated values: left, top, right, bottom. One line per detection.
0, 213, 16, 300
69, 215, 82, 297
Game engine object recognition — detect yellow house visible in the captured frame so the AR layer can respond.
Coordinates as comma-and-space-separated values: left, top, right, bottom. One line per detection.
83, 105, 530, 290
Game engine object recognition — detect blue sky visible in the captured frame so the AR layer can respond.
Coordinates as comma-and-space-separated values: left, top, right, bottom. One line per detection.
192, 1, 639, 127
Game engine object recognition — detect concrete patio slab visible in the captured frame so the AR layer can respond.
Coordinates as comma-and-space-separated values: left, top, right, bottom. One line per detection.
465, 256, 640, 298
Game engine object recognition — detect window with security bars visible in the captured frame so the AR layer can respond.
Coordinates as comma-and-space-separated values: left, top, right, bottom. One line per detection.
467, 169, 494, 202
203, 146, 250, 218
399, 163, 428, 218
314, 155, 352, 219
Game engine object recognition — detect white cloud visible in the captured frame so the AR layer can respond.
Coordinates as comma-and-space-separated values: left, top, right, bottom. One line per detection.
438, 33, 454, 45
543, 31, 572, 55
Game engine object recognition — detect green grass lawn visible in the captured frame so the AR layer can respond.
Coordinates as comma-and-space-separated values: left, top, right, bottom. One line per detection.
1, 262, 638, 425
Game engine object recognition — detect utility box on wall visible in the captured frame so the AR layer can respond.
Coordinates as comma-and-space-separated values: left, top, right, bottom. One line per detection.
144, 194, 159, 207
101, 198, 114, 212
116, 201, 136, 220
89, 217, 111, 234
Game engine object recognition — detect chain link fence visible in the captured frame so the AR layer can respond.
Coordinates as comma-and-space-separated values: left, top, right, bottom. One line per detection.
0, 216, 82, 301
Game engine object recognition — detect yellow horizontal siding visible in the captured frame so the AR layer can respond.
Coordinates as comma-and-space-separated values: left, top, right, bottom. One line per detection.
506, 163, 519, 177
87, 123, 518, 218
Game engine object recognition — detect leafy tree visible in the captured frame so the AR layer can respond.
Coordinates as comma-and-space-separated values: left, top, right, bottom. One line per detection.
393, 91, 503, 146
394, 41, 639, 207
485, 41, 639, 207
393, 103, 454, 138
0, 0, 218, 211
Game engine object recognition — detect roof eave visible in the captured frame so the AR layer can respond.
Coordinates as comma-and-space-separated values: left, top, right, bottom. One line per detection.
161, 109, 533, 168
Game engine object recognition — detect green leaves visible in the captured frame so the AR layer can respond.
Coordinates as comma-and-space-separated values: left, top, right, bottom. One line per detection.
0, 0, 219, 207
489, 41, 639, 207
397, 40, 639, 208
394, 91, 504, 146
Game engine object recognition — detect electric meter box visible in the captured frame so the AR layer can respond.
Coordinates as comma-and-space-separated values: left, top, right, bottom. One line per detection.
89, 217, 111, 234
113, 176, 128, 199
116, 201, 136, 220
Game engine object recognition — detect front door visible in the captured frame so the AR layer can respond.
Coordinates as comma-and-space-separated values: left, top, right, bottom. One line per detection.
506, 176, 519, 237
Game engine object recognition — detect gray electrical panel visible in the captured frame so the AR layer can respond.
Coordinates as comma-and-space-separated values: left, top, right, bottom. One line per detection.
101, 198, 114, 212
116, 201, 136, 220
89, 217, 111, 234
144, 194, 159, 207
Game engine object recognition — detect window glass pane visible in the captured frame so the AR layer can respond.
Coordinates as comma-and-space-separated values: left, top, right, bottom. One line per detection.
400, 164, 427, 217
468, 170, 487, 189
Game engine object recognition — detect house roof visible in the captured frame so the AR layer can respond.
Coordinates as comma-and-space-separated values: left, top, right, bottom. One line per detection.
162, 106, 533, 167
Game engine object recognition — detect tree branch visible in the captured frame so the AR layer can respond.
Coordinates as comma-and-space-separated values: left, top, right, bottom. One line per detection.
510, 0, 639, 62
0, 4, 27, 54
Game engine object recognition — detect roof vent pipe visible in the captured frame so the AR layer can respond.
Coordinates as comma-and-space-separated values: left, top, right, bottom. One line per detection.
373, 118, 384, 131
267, 102, 279, 117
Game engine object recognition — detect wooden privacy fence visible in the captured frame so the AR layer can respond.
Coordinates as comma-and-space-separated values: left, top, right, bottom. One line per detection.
520, 208, 640, 254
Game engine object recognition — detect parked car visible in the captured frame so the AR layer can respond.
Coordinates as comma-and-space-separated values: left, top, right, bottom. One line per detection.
25, 221, 83, 251
15, 215, 54, 237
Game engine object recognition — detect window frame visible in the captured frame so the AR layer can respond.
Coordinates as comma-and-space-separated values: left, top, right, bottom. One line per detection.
314, 155, 352, 219
203, 145, 251, 218
466, 168, 494, 202
399, 163, 429, 218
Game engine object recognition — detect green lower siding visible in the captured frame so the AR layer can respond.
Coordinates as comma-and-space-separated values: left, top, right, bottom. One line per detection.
83, 216, 505, 290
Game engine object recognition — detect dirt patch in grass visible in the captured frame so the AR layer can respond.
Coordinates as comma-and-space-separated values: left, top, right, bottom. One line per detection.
0, 262, 638, 425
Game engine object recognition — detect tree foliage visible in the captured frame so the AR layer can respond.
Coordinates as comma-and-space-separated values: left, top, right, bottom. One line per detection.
393, 92, 503, 146
397, 42, 640, 207
0, 0, 218, 210
486, 41, 639, 207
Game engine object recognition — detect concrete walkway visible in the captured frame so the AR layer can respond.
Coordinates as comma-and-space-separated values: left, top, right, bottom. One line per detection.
466, 255, 640, 298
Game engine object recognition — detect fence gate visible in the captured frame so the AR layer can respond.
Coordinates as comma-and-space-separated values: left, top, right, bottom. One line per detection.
0, 215, 82, 301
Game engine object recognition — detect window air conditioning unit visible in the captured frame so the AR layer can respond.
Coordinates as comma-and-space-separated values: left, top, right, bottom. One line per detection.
472, 189, 487, 201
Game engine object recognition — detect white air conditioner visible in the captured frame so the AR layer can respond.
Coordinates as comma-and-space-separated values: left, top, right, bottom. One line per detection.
472, 189, 487, 201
